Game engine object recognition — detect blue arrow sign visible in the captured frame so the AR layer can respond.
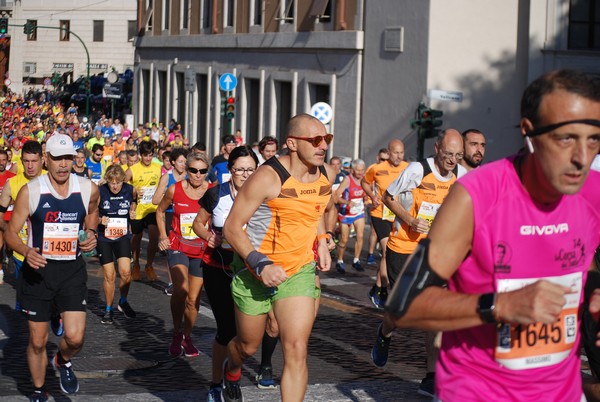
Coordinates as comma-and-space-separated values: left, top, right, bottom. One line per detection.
219, 73, 237, 92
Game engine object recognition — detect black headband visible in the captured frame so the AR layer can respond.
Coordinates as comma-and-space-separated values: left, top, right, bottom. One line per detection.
526, 119, 600, 137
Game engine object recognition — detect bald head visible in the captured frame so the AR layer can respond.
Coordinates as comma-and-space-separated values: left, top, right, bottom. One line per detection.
387, 139, 405, 167
435, 129, 464, 176
287, 113, 323, 138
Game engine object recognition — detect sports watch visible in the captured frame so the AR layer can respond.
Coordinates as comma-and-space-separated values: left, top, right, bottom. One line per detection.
477, 292, 497, 324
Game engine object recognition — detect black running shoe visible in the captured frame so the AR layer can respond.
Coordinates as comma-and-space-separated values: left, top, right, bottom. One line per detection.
28, 391, 48, 402
101, 310, 113, 325
118, 301, 137, 318
222, 360, 243, 402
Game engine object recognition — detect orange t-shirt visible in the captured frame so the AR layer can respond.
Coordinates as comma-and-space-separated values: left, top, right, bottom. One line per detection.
362, 160, 408, 219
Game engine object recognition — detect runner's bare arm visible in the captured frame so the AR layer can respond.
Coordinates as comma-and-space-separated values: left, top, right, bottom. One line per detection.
333, 176, 349, 205
193, 208, 221, 249
0, 179, 11, 231
382, 189, 428, 234
360, 176, 379, 207
389, 184, 569, 331
152, 173, 169, 205
156, 184, 175, 249
5, 186, 46, 268
316, 163, 336, 270
80, 183, 99, 252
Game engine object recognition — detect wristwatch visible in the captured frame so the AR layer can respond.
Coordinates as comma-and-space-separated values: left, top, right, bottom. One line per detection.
477, 293, 497, 323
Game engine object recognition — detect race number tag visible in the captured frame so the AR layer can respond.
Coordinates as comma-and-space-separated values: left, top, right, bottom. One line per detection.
495, 272, 582, 370
416, 201, 441, 233
180, 213, 198, 239
221, 173, 232, 183
105, 217, 127, 240
139, 186, 154, 204
382, 205, 395, 222
349, 199, 365, 215
42, 222, 79, 260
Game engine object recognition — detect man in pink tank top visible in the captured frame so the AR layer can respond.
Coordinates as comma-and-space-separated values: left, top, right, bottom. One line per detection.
384, 69, 600, 401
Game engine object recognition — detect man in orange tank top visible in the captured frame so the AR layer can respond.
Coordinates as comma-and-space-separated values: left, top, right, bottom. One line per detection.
222, 114, 335, 402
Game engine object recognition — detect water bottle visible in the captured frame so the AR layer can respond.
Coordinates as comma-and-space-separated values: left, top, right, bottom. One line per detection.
78, 230, 97, 257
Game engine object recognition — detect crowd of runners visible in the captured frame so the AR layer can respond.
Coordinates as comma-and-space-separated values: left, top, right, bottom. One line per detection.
2, 68, 600, 402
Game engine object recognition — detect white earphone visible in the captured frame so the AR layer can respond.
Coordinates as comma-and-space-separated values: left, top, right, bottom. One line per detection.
525, 136, 534, 154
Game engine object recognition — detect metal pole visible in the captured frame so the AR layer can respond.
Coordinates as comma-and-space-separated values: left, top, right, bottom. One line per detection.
14, 24, 91, 118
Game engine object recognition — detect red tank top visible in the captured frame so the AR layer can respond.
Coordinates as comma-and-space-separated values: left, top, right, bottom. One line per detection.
169, 180, 201, 241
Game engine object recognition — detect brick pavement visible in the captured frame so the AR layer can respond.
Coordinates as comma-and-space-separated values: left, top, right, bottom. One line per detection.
0, 249, 431, 401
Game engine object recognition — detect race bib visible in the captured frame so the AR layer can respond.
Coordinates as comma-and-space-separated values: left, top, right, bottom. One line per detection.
495, 272, 582, 370
105, 217, 127, 240
221, 173, 232, 183
382, 205, 395, 222
139, 186, 154, 204
349, 199, 365, 215
180, 213, 198, 239
42, 222, 79, 260
416, 201, 441, 234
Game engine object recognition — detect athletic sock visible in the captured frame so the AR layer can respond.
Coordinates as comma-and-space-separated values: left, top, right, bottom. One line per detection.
260, 332, 279, 368
353, 257, 360, 263
225, 368, 241, 382
56, 351, 69, 365
379, 325, 392, 341
33, 386, 45, 393
337, 260, 344, 264
105, 305, 112, 312
119, 297, 127, 304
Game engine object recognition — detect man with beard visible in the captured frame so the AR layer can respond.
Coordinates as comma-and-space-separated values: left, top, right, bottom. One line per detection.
459, 129, 486, 171
86, 144, 104, 184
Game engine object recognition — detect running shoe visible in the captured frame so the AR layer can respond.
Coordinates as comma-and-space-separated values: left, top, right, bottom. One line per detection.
371, 323, 391, 368
207, 385, 222, 402
418, 373, 435, 397
367, 254, 376, 265
255, 366, 277, 390
101, 310, 113, 325
28, 391, 48, 402
181, 335, 200, 357
0, 267, 4, 284
50, 312, 64, 336
118, 301, 137, 319
132, 264, 141, 281
169, 331, 184, 357
145, 265, 158, 281
53, 354, 79, 394
380, 287, 389, 307
336, 262, 345, 274
352, 260, 365, 272
368, 286, 385, 309
222, 360, 243, 402
164, 283, 173, 296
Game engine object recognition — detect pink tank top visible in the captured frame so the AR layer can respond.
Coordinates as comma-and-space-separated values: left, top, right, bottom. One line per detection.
437, 156, 600, 402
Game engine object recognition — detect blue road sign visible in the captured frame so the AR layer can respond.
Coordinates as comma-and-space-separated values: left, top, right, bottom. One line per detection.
219, 73, 237, 92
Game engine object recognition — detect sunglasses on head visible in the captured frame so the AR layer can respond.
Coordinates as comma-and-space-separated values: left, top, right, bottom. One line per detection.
288, 133, 333, 147
187, 167, 208, 175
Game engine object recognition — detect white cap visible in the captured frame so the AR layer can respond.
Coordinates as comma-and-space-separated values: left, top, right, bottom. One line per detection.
82, 117, 88, 123
46, 134, 77, 157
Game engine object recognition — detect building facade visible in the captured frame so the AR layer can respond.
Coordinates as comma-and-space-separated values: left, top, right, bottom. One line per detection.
4, 0, 136, 95
134, 0, 600, 161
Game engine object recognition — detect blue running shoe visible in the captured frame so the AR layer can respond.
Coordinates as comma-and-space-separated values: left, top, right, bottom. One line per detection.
53, 354, 79, 394
371, 323, 391, 368
50, 312, 64, 336
256, 366, 277, 389
367, 254, 376, 265
336, 262, 345, 274
368, 286, 385, 309
207, 385, 222, 402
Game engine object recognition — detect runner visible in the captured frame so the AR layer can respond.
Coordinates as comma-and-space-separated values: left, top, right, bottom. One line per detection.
221, 114, 334, 402
5, 133, 99, 401
361, 140, 408, 308
0, 149, 14, 283
334, 158, 366, 273
125, 141, 161, 281
97, 165, 137, 324
156, 152, 209, 358
385, 69, 600, 401
192, 145, 258, 402
71, 149, 92, 179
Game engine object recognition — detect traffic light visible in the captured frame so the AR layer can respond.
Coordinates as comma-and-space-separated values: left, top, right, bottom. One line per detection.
0, 18, 8, 35
51, 72, 61, 87
411, 103, 443, 139
226, 97, 235, 120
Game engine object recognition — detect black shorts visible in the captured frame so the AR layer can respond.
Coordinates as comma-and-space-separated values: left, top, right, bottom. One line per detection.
167, 249, 203, 278
97, 237, 132, 266
371, 216, 393, 241
18, 257, 87, 322
131, 212, 157, 234
385, 246, 410, 287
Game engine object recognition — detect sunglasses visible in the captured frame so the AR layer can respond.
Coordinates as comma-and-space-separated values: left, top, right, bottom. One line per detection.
187, 167, 208, 175
288, 134, 333, 147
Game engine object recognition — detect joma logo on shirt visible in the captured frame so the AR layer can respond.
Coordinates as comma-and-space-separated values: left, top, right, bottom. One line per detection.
519, 223, 569, 236
300, 189, 316, 195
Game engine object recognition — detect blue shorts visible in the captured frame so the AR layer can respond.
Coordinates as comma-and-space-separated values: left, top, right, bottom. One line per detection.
339, 213, 365, 225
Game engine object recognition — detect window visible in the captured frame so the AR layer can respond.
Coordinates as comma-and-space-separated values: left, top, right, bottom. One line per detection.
26, 19, 37, 41
251, 0, 262, 26
93, 20, 104, 42
128, 20, 137, 41
224, 0, 235, 28
59, 20, 70, 41
163, 0, 171, 30
180, 0, 189, 30
201, 0, 211, 30
569, 0, 600, 49
280, 0, 294, 24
